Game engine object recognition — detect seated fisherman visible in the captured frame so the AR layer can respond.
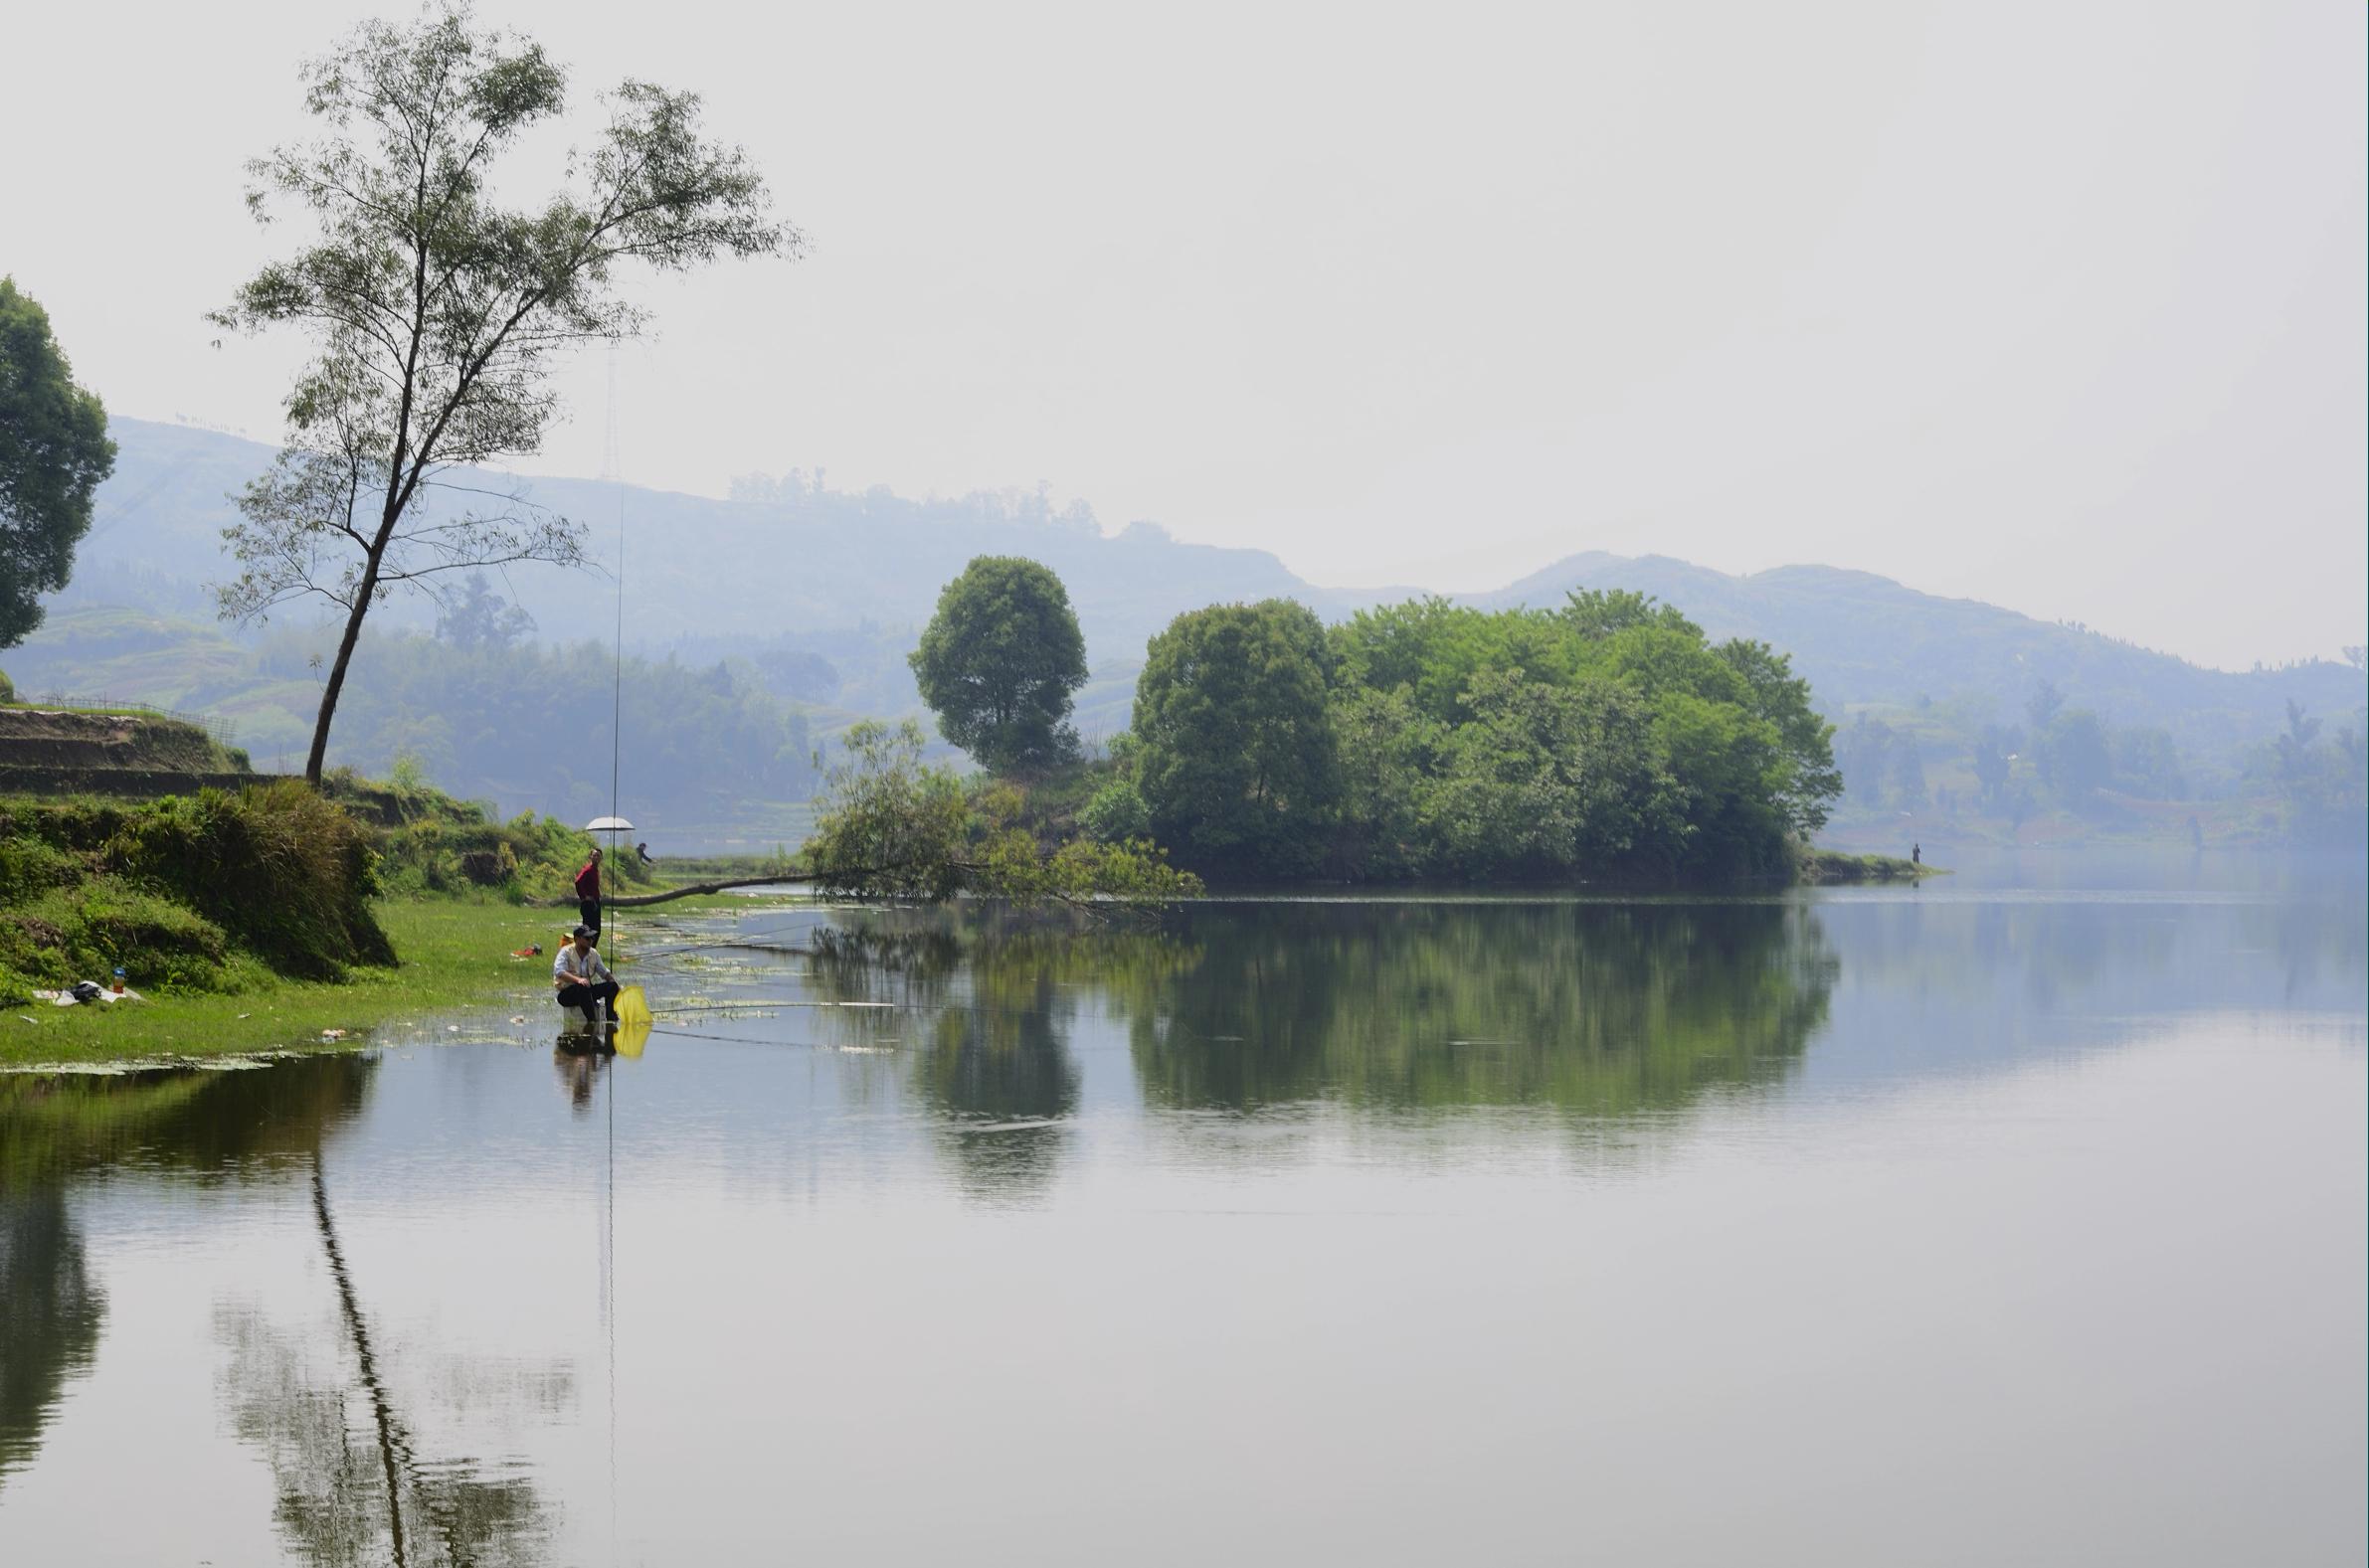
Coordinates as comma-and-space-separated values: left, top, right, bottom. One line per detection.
553, 925, 621, 1024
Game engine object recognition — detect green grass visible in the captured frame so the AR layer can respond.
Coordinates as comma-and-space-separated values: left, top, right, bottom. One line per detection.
0, 899, 564, 1067
0, 891, 805, 1069
1795, 848, 1944, 884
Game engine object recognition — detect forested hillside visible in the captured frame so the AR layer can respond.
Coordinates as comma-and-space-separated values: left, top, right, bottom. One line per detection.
3, 601, 814, 844
17, 418, 2361, 847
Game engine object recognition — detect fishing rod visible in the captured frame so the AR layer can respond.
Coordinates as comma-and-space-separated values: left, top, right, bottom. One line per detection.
642, 1023, 903, 1049
645, 999, 900, 1015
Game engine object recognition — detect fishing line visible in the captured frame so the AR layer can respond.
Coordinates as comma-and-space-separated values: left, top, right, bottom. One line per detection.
646, 999, 901, 1015
602, 1051, 619, 1563
642, 1023, 894, 1049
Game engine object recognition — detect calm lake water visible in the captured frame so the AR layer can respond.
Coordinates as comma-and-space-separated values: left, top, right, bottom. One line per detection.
3, 855, 2362, 1566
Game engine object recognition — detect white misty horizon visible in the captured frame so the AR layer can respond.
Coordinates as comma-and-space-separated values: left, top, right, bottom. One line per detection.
9, 0, 2362, 672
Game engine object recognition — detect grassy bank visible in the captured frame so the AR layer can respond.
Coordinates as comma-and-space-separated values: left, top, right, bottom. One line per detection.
1795, 848, 1944, 884
1, 899, 558, 1067
2, 891, 793, 1069
0, 768, 775, 1068
0, 784, 391, 999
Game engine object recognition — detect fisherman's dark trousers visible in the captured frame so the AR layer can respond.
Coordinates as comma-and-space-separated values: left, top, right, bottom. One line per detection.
578, 897, 602, 935
557, 980, 620, 1019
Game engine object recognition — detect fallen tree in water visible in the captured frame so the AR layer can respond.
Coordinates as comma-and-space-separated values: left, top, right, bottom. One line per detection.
601, 873, 814, 909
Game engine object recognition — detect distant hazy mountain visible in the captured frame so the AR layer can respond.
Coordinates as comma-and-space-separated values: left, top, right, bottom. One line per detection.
31, 418, 2364, 788
64, 418, 1372, 675
1471, 552, 2362, 767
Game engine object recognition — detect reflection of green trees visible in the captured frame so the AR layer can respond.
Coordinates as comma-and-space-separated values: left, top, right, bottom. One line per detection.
807, 903, 1833, 1173
0, 1056, 378, 1190
0, 1057, 563, 1561
808, 916, 1200, 1197
1128, 902, 1837, 1118
0, 1057, 379, 1495
212, 1157, 558, 1568
0, 1187, 103, 1488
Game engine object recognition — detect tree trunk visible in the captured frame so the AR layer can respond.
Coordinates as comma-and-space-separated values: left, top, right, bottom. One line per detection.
303, 567, 381, 785
585, 872, 816, 909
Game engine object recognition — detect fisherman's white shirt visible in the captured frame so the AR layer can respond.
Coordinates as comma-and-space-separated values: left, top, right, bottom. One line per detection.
554, 946, 614, 985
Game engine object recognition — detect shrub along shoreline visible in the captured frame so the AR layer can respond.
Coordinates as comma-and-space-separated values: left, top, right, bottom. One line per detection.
2, 899, 560, 1068
0, 779, 677, 1067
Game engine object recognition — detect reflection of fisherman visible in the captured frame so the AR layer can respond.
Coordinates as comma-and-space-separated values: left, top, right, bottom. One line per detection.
574, 848, 604, 936
555, 1044, 605, 1110
554, 925, 620, 1024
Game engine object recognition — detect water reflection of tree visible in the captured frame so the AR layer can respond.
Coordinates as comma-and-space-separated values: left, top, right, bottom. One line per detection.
1128, 902, 1838, 1118
0, 1059, 379, 1496
0, 1186, 103, 1488
800, 905, 1836, 1170
0, 1057, 377, 1189
212, 1155, 560, 1568
810, 916, 1199, 1199
910, 936, 1088, 1199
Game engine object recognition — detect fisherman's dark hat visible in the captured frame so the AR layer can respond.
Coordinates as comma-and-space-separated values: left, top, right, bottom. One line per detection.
571, 924, 597, 940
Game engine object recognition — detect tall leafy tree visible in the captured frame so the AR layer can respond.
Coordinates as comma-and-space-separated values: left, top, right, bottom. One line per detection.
211, 3, 795, 783
908, 556, 1089, 773
1424, 669, 1679, 878
0, 278, 116, 649
1134, 600, 1341, 876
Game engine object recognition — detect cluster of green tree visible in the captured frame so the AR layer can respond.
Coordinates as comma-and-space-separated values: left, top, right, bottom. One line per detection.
799, 718, 1200, 915
901, 558, 1840, 885
0, 277, 116, 652
1112, 592, 1839, 883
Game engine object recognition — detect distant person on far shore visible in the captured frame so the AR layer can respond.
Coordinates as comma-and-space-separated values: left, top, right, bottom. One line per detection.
637, 840, 654, 866
575, 847, 602, 935
1912, 842, 1921, 865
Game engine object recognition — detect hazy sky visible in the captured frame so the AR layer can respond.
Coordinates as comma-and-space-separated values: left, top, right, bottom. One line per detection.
7, 1, 2361, 670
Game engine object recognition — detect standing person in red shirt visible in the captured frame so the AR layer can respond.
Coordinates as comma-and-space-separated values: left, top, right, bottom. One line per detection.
574, 847, 603, 937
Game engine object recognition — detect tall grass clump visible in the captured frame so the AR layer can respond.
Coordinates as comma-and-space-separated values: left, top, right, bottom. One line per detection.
368, 768, 654, 902
0, 784, 390, 1002
108, 781, 392, 974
